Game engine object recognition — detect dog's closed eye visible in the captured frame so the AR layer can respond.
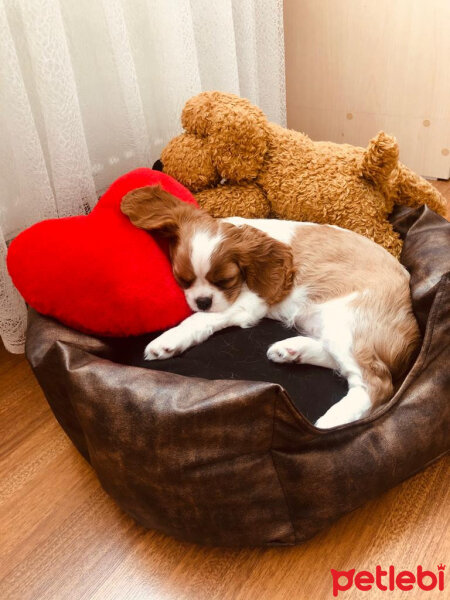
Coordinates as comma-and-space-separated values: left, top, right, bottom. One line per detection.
175, 276, 194, 289
214, 277, 237, 289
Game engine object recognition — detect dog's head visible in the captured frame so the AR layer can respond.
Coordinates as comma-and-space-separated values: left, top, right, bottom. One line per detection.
121, 186, 293, 313
160, 91, 270, 192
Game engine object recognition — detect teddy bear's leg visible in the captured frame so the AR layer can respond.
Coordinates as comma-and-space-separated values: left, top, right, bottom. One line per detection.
392, 163, 447, 217
362, 132, 446, 217
194, 182, 270, 219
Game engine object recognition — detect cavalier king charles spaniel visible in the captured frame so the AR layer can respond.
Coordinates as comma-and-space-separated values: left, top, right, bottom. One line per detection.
121, 186, 419, 428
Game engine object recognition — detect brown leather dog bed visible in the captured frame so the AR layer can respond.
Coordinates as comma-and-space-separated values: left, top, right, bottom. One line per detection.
26, 206, 449, 546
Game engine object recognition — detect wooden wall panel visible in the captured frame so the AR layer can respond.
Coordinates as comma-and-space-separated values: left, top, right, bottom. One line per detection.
284, 0, 450, 178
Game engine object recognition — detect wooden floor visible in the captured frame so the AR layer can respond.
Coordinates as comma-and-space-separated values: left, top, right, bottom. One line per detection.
1, 181, 449, 600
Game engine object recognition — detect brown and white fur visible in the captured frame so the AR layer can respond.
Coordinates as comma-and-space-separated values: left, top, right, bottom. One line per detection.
121, 186, 420, 428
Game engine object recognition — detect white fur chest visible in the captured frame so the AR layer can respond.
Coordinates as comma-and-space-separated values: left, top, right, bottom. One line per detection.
267, 286, 311, 330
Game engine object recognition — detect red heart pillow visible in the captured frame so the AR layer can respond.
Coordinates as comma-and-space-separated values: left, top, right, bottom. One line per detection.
7, 169, 197, 336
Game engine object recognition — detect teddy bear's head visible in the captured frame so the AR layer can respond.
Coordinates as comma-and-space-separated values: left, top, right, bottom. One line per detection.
161, 92, 270, 192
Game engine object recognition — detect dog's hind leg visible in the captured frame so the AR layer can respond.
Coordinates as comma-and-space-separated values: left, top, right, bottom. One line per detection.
311, 296, 376, 428
314, 344, 373, 428
313, 329, 396, 428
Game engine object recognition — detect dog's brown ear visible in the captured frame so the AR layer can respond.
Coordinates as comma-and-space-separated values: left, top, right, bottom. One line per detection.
226, 224, 294, 305
121, 185, 195, 238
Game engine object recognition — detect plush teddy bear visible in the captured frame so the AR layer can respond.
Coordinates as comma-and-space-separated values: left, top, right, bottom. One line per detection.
159, 91, 446, 257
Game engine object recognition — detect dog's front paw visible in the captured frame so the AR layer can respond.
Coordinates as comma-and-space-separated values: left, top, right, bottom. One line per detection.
267, 340, 301, 363
144, 328, 190, 360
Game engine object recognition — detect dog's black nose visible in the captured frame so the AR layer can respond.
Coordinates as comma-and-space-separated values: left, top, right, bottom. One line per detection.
196, 296, 212, 311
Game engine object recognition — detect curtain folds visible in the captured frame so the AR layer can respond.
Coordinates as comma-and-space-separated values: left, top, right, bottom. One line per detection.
0, 0, 286, 352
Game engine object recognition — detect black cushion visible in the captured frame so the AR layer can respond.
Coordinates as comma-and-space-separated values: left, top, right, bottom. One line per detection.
105, 320, 348, 424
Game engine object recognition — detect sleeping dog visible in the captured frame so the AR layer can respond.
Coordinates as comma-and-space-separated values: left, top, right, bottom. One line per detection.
121, 186, 419, 428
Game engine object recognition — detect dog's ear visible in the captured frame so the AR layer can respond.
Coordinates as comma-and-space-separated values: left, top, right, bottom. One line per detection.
181, 91, 269, 182
226, 224, 294, 305
121, 185, 196, 238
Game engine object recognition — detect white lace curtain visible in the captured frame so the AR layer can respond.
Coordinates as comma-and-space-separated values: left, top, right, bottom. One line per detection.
0, 0, 286, 353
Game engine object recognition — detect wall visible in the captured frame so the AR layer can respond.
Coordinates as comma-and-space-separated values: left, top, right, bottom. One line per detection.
284, 0, 450, 178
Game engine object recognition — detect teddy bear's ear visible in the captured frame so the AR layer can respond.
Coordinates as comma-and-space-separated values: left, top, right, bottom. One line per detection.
181, 91, 219, 137
161, 133, 220, 192
181, 91, 269, 181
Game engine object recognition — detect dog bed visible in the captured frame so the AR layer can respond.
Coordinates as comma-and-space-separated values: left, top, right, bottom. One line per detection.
25, 205, 449, 546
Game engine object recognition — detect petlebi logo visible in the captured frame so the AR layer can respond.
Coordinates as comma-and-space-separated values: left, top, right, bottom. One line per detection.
331, 564, 446, 596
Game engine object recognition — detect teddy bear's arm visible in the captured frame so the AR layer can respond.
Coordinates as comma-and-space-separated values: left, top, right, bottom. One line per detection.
194, 182, 270, 219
